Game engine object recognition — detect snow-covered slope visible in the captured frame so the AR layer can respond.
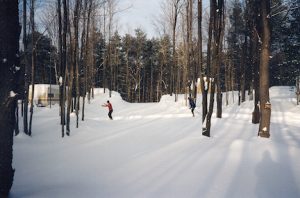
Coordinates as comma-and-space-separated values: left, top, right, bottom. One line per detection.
10, 87, 300, 198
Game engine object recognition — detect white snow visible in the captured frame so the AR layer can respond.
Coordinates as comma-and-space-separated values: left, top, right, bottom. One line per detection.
10, 86, 300, 198
10, 91, 17, 97
59, 76, 63, 85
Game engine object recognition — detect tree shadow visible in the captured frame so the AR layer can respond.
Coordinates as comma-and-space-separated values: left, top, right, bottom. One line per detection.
255, 150, 300, 198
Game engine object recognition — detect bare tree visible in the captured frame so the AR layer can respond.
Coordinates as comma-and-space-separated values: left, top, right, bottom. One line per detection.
198, 0, 208, 124
23, 0, 30, 135
203, 0, 225, 137
247, 0, 260, 124
59, 0, 68, 137
157, 0, 183, 100
258, 0, 271, 138
161, 0, 182, 97
216, 0, 225, 118
74, 0, 83, 128
28, 0, 36, 136
186, 0, 193, 98
57, 0, 63, 87
82, 0, 93, 121
171, 0, 181, 98
107, 0, 117, 97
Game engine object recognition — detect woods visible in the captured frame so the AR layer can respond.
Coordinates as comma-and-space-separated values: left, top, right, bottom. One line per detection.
0, 0, 299, 195
6, 0, 300, 142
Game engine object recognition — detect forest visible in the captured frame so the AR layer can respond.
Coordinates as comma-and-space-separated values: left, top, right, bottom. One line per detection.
0, 0, 299, 197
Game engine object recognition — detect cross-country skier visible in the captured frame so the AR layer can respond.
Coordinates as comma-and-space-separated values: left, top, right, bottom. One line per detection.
102, 100, 113, 120
188, 97, 196, 117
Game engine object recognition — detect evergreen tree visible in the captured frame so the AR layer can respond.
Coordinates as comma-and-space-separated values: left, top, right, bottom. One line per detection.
282, 0, 300, 84
270, 0, 300, 85
94, 31, 106, 87
23, 32, 56, 84
227, 0, 245, 95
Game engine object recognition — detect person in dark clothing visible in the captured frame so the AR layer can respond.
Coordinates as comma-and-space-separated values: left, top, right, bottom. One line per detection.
102, 100, 113, 120
188, 97, 196, 117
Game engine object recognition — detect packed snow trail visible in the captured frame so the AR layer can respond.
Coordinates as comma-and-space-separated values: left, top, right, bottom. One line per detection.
11, 87, 300, 198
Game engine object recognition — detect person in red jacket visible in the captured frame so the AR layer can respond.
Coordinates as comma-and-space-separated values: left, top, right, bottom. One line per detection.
102, 100, 113, 120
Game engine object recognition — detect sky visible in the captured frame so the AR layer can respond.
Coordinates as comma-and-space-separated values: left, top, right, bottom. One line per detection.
117, 0, 209, 38
117, 0, 162, 38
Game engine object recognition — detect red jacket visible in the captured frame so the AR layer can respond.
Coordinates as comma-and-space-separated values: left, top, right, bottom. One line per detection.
107, 103, 113, 111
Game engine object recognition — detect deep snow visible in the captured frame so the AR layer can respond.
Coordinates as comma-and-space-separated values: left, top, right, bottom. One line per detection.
10, 86, 300, 198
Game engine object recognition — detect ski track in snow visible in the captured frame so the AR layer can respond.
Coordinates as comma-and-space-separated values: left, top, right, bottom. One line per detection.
10, 87, 300, 198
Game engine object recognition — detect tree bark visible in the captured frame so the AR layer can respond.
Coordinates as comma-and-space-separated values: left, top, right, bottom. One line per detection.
28, 0, 36, 136
171, 0, 180, 98
241, 34, 247, 103
204, 0, 224, 136
75, 0, 81, 128
248, 0, 260, 124
203, 0, 214, 126
216, 0, 225, 118
252, 25, 260, 124
0, 0, 20, 195
198, 0, 204, 119
60, 0, 68, 137
203, 0, 216, 137
258, 0, 271, 138
23, 0, 29, 135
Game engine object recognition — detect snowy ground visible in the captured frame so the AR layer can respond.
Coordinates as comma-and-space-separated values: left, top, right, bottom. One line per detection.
10, 87, 300, 198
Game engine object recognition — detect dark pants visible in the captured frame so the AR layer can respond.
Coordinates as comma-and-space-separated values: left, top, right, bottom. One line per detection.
191, 108, 195, 117
108, 110, 113, 120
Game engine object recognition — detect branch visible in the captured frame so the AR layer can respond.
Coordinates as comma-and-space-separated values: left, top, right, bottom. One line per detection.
33, 12, 58, 51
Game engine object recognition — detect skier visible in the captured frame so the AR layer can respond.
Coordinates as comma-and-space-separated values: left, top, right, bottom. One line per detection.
188, 97, 196, 117
102, 100, 113, 120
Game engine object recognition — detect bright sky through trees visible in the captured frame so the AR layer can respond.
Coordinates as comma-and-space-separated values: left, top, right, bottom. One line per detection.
118, 0, 209, 38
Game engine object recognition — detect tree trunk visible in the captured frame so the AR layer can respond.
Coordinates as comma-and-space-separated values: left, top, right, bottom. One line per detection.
0, 0, 19, 195
186, 0, 192, 98
198, 0, 206, 122
203, 0, 214, 127
204, 0, 224, 136
82, 0, 92, 121
258, 0, 271, 138
66, 0, 77, 135
60, 0, 68, 137
241, 34, 247, 103
126, 50, 130, 101
251, 22, 260, 124
81, 0, 88, 123
203, 0, 216, 137
23, 0, 29, 135
225, 56, 229, 106
216, 0, 225, 118
74, 0, 81, 129
249, 2, 260, 124
102, 4, 107, 92
170, 1, 180, 97
28, 0, 36, 136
